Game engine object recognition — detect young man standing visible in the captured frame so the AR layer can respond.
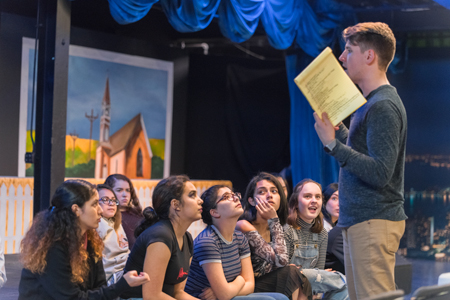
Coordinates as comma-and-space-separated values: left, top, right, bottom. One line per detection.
313, 22, 407, 299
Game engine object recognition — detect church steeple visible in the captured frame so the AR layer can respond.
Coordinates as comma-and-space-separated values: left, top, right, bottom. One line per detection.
99, 77, 111, 143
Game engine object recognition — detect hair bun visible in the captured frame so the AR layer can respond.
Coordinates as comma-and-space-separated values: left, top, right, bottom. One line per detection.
134, 206, 159, 238
143, 206, 158, 220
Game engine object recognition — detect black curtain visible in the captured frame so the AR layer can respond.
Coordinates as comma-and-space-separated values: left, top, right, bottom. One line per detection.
185, 54, 290, 193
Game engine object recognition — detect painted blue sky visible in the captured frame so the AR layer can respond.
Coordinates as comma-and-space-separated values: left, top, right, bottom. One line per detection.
28, 49, 169, 140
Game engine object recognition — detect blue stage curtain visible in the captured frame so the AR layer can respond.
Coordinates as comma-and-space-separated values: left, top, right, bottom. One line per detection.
160, 0, 221, 32
434, 0, 450, 9
260, 0, 302, 50
107, 0, 357, 187
285, 0, 347, 186
107, 0, 353, 51
108, 0, 159, 25
285, 49, 340, 187
295, 0, 349, 57
217, 0, 265, 43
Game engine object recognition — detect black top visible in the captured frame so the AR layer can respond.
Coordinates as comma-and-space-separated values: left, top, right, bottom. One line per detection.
325, 226, 345, 274
122, 219, 193, 298
18, 242, 130, 300
121, 210, 144, 250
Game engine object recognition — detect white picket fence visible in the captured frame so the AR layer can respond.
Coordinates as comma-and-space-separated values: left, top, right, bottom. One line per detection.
0, 177, 231, 254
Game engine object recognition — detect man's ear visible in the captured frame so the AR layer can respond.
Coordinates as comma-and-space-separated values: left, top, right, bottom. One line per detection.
365, 49, 376, 65
71, 204, 81, 216
248, 197, 256, 206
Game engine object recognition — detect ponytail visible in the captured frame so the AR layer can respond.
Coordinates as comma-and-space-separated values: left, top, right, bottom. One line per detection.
134, 207, 158, 237
134, 175, 190, 237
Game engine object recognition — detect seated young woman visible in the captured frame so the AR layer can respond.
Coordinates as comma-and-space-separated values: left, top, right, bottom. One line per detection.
321, 183, 345, 274
236, 172, 311, 300
104, 174, 144, 250
271, 173, 290, 200
185, 184, 289, 300
121, 175, 202, 300
96, 184, 130, 285
322, 183, 339, 232
18, 179, 149, 300
284, 179, 348, 300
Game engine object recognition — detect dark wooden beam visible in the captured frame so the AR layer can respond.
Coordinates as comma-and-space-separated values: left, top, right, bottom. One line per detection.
34, 0, 71, 214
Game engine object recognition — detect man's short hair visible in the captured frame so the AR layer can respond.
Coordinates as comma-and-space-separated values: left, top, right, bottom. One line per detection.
343, 22, 396, 72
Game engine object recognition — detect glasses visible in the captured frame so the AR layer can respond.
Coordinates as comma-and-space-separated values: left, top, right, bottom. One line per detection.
217, 192, 241, 204
99, 197, 119, 206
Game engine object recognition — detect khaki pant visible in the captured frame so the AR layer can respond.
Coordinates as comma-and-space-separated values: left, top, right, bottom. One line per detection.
342, 219, 405, 300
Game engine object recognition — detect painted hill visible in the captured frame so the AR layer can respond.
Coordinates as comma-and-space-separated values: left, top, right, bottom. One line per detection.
26, 131, 165, 172
149, 139, 165, 159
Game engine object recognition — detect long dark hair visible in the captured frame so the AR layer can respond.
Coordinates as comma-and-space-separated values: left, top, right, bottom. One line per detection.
104, 174, 142, 215
200, 185, 231, 226
97, 184, 122, 231
322, 183, 339, 227
134, 175, 190, 237
20, 180, 103, 284
287, 179, 323, 233
241, 172, 288, 226
270, 172, 291, 200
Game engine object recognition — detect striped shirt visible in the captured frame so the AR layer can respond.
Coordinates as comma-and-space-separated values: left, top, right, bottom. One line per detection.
185, 225, 251, 297
283, 218, 328, 269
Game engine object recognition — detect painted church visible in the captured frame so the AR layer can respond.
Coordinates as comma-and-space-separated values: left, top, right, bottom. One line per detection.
95, 77, 153, 179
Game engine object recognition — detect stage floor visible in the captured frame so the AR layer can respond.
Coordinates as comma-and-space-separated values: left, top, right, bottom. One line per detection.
1, 254, 449, 299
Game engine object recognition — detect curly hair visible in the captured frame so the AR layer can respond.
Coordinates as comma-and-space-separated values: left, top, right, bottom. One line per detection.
20, 180, 104, 284
104, 174, 143, 216
287, 179, 323, 233
134, 175, 190, 237
241, 172, 288, 226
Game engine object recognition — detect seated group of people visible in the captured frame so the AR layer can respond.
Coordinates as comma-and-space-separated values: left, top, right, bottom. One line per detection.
17, 172, 348, 300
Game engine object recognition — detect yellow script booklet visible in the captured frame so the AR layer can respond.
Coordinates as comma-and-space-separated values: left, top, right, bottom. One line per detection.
294, 47, 366, 126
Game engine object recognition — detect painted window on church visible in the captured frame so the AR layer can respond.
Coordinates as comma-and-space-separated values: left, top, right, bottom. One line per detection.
137, 148, 143, 177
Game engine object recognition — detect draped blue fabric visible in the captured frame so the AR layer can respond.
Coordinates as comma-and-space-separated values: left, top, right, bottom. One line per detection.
107, 0, 353, 50
160, 0, 221, 32
108, 0, 159, 25
260, 0, 302, 50
286, 50, 340, 186
434, 0, 450, 9
295, 0, 348, 57
217, 0, 265, 43
107, 0, 368, 186
286, 0, 347, 186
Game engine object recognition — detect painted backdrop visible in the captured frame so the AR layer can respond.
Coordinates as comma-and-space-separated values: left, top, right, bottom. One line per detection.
19, 37, 173, 179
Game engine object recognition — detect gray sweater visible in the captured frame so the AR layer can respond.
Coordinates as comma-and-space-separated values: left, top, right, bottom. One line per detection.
329, 85, 408, 227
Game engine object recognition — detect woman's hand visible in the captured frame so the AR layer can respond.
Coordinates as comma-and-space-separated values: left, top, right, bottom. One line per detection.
199, 287, 217, 300
255, 197, 278, 220
123, 271, 150, 287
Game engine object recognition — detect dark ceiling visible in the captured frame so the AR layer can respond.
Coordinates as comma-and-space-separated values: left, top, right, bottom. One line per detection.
1, 0, 450, 59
